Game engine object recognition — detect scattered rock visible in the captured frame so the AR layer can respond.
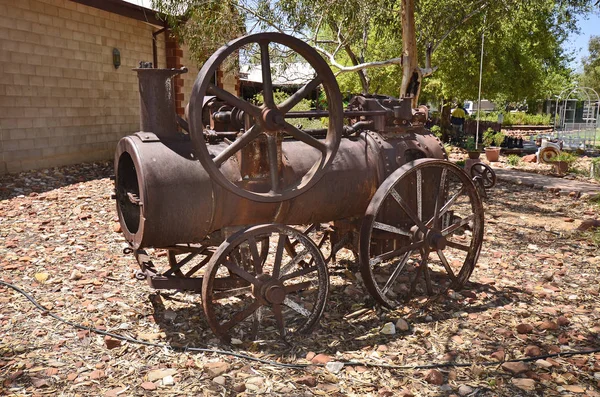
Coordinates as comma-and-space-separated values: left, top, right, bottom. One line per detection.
104, 336, 121, 349
501, 361, 529, 375
396, 318, 410, 331
245, 376, 264, 392
524, 345, 541, 357
534, 359, 553, 369
458, 385, 473, 396
577, 219, 600, 231
204, 362, 230, 377
539, 320, 558, 330
516, 323, 534, 334
491, 350, 505, 361
162, 375, 175, 386
557, 316, 570, 326
311, 354, 332, 364
424, 369, 444, 385
140, 381, 157, 391
148, 368, 177, 382
381, 322, 396, 335
325, 361, 344, 374
305, 351, 316, 361
522, 154, 537, 163
511, 378, 536, 391
295, 375, 317, 387
212, 376, 226, 386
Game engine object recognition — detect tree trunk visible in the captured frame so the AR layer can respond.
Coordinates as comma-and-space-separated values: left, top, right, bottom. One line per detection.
328, 21, 369, 94
399, 0, 421, 107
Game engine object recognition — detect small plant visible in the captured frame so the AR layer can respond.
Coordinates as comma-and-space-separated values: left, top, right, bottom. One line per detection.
591, 157, 600, 180
443, 142, 453, 154
549, 151, 577, 163
507, 154, 521, 166
463, 136, 477, 151
455, 159, 466, 168
430, 125, 442, 139
482, 128, 505, 148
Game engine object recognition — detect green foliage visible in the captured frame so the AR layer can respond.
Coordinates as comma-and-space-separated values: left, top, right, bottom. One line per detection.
507, 154, 521, 166
549, 151, 577, 163
482, 128, 504, 147
430, 125, 442, 139
455, 159, 466, 168
463, 136, 477, 151
578, 35, 600, 93
252, 90, 326, 129
471, 112, 551, 126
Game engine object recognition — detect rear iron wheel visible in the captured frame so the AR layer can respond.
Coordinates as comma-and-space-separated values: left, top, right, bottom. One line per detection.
359, 159, 484, 308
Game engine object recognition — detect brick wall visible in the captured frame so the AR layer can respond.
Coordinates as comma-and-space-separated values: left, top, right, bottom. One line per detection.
0, 0, 175, 174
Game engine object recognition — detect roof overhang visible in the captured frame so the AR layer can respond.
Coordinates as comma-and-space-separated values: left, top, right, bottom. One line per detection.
69, 0, 168, 27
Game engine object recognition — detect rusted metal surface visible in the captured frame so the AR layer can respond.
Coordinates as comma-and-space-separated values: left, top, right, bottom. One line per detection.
359, 159, 484, 308
136, 66, 188, 141
112, 32, 485, 341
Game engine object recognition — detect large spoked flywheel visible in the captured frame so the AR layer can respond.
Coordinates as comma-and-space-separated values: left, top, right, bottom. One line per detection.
188, 33, 344, 203
359, 159, 485, 308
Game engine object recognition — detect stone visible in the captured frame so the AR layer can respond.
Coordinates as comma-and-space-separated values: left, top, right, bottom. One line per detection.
148, 369, 177, 382
396, 318, 410, 331
162, 375, 175, 386
163, 310, 177, 322
539, 320, 558, 330
577, 219, 600, 231
491, 350, 505, 361
557, 316, 570, 326
305, 351, 316, 361
424, 369, 444, 385
104, 336, 121, 349
140, 381, 157, 391
511, 378, 536, 391
204, 361, 230, 377
523, 154, 537, 163
245, 376, 264, 391
535, 359, 553, 369
295, 375, 317, 387
213, 376, 226, 386
458, 385, 473, 396
516, 323, 534, 334
381, 322, 396, 335
524, 345, 541, 357
325, 361, 344, 374
501, 361, 529, 375
311, 354, 332, 364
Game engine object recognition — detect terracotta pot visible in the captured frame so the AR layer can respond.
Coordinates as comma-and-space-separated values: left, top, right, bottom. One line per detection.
553, 161, 569, 175
467, 151, 481, 160
484, 147, 501, 162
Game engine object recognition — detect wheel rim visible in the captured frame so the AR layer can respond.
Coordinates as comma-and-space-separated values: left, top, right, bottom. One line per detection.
202, 224, 329, 343
470, 163, 496, 189
189, 32, 343, 203
360, 159, 485, 308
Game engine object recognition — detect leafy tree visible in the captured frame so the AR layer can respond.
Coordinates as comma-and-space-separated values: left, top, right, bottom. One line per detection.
579, 35, 600, 93
152, 0, 595, 105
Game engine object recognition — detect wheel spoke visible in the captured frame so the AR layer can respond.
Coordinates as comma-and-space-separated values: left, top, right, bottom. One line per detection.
436, 249, 458, 283
283, 122, 327, 153
280, 265, 318, 282
212, 286, 253, 300
370, 240, 424, 266
442, 214, 474, 235
279, 76, 323, 114
284, 281, 312, 293
259, 41, 274, 108
417, 169, 422, 221
208, 84, 262, 118
432, 168, 447, 229
446, 240, 471, 251
407, 260, 424, 301
247, 237, 263, 274
389, 188, 428, 232
272, 234, 286, 279
283, 297, 311, 317
213, 125, 261, 166
280, 248, 309, 276
266, 134, 280, 193
421, 248, 433, 295
381, 249, 414, 295
426, 186, 466, 227
219, 299, 262, 332
272, 303, 286, 338
223, 260, 259, 286
372, 221, 412, 237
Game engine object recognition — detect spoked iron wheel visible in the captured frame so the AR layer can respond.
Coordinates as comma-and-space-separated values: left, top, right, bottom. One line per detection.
202, 224, 328, 343
360, 159, 484, 308
469, 163, 496, 189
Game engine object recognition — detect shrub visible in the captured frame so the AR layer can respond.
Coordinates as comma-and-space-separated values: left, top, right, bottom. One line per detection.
482, 128, 505, 147
463, 136, 477, 151
456, 160, 466, 168
549, 151, 577, 163
507, 154, 521, 166
430, 125, 442, 139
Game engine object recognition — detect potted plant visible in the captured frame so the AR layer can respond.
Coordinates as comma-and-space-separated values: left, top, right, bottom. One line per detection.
463, 136, 480, 159
549, 151, 576, 175
483, 128, 505, 162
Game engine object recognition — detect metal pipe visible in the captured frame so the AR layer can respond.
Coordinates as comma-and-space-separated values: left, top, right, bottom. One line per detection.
152, 27, 167, 69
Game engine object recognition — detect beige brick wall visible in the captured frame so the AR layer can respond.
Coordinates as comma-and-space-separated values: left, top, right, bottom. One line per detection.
0, 0, 203, 174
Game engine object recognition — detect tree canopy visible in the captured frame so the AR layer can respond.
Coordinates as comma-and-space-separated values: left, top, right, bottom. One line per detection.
153, 0, 596, 105
579, 35, 600, 94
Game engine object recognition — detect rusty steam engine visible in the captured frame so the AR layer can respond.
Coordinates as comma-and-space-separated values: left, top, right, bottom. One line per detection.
114, 33, 486, 343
